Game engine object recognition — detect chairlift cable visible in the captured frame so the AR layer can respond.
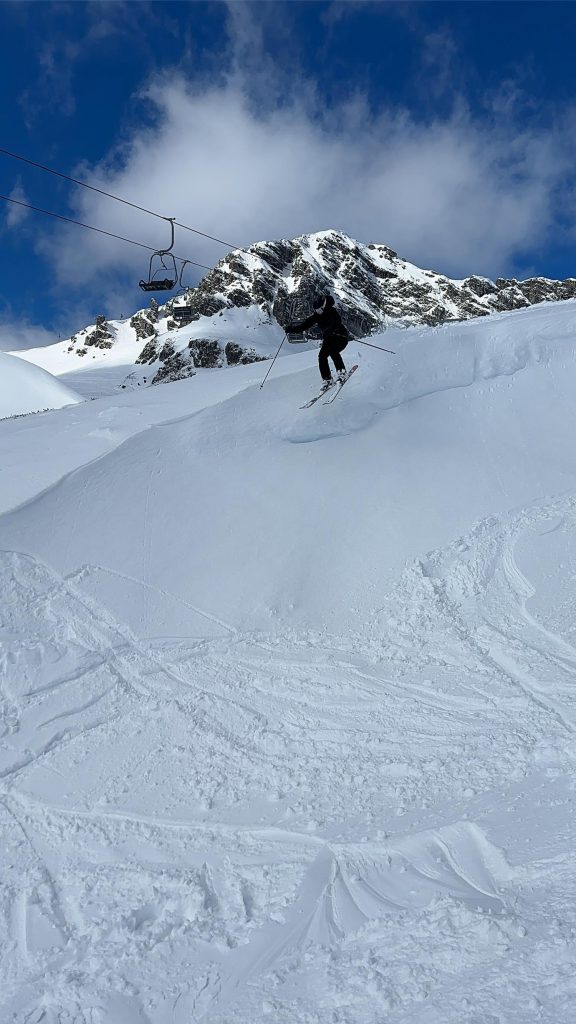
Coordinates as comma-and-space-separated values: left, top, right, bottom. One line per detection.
0, 146, 241, 250
0, 193, 213, 271
173, 220, 239, 249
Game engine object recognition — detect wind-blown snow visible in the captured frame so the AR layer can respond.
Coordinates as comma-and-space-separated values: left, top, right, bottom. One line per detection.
0, 352, 80, 419
1, 301, 576, 1023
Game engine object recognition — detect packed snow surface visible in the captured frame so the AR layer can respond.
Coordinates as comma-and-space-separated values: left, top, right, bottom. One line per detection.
0, 352, 80, 419
2, 300, 576, 1023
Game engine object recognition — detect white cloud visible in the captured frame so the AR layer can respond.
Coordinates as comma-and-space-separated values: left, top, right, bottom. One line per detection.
4, 181, 30, 229
38, 61, 576, 293
0, 317, 57, 352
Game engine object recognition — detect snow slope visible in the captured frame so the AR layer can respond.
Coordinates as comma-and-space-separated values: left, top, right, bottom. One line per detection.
1, 300, 576, 1023
0, 351, 81, 419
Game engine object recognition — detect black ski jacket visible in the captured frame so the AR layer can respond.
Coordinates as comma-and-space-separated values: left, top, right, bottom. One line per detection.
288, 295, 349, 343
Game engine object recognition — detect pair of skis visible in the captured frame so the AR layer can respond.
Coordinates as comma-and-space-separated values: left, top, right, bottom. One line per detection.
300, 365, 358, 410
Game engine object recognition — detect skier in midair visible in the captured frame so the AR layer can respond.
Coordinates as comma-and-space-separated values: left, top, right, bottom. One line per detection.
287, 294, 349, 390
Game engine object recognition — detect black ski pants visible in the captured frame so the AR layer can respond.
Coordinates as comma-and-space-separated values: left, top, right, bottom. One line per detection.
319, 336, 348, 381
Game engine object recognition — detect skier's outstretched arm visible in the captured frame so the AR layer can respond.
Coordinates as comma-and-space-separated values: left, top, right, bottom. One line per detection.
287, 313, 318, 334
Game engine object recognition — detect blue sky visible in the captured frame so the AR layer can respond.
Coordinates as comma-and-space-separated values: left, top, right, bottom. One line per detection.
1, 1, 576, 347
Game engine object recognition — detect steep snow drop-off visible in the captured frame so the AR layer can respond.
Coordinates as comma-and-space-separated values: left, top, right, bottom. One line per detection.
0, 351, 80, 419
2, 301, 576, 1023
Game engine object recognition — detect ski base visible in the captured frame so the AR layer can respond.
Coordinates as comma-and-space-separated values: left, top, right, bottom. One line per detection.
300, 365, 358, 410
322, 364, 359, 404
300, 382, 336, 409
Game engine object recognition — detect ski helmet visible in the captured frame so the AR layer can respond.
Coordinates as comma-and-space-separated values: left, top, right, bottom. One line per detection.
313, 295, 327, 313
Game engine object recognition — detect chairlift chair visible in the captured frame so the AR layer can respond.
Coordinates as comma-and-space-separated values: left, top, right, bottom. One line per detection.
140, 277, 174, 293
169, 260, 195, 323
171, 306, 194, 325
139, 217, 177, 292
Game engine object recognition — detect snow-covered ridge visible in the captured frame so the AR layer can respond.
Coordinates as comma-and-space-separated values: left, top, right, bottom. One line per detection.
12, 230, 576, 398
0, 351, 80, 420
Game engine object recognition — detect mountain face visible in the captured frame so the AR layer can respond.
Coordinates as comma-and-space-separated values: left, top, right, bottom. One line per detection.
160, 228, 576, 332
137, 230, 576, 383
23, 230, 576, 388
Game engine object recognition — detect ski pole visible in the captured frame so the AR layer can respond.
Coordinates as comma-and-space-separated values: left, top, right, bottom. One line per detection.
356, 338, 395, 355
260, 333, 286, 389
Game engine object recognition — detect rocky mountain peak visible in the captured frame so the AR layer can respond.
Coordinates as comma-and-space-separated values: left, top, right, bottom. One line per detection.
51, 230, 576, 388
162, 228, 576, 336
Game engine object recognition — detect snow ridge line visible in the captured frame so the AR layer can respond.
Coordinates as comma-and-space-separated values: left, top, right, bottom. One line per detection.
0, 393, 244, 519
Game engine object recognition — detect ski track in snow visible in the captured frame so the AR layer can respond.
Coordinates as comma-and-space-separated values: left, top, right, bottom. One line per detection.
3, 306, 576, 1022
3, 490, 576, 1021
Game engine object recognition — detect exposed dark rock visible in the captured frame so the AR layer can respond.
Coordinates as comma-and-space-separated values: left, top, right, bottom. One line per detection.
341, 265, 385, 308
316, 233, 351, 277
559, 279, 576, 299
188, 339, 224, 369
224, 342, 266, 365
85, 314, 114, 350
152, 351, 194, 385
137, 339, 159, 365
158, 342, 176, 363
227, 288, 252, 308
251, 240, 298, 274
251, 272, 276, 308
465, 276, 498, 298
345, 310, 381, 337
224, 342, 244, 365
493, 287, 530, 311
422, 305, 451, 327
441, 283, 464, 304
225, 256, 250, 278
130, 310, 157, 342
367, 243, 398, 259
518, 278, 572, 303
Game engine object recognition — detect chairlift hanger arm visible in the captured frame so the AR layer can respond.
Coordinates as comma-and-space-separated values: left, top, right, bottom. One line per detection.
156, 217, 175, 257
139, 217, 178, 292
